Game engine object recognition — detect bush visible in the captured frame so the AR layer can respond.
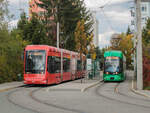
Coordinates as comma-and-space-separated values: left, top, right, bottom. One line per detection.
0, 29, 28, 83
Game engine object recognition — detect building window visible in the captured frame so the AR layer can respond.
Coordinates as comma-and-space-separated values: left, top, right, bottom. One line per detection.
131, 20, 134, 25
141, 5, 147, 12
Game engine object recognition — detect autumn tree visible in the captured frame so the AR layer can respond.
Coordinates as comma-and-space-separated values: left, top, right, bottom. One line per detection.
126, 26, 132, 35
120, 34, 134, 69
142, 18, 150, 88
142, 18, 150, 57
110, 33, 134, 69
75, 19, 94, 70
75, 19, 88, 55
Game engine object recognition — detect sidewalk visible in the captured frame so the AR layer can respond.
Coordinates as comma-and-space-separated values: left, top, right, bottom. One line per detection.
0, 82, 23, 92
46, 78, 101, 92
0, 76, 102, 93
131, 79, 150, 98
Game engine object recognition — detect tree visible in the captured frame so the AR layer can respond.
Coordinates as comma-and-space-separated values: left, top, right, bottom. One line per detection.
0, 0, 9, 29
120, 34, 134, 69
142, 18, 150, 45
35, 0, 60, 46
17, 12, 49, 45
61, 0, 93, 50
110, 33, 134, 69
35, 0, 93, 50
75, 19, 94, 59
126, 26, 132, 35
0, 28, 28, 83
142, 18, 150, 88
29, 15, 48, 44
0, 1, 29, 83
75, 19, 88, 55
17, 12, 29, 40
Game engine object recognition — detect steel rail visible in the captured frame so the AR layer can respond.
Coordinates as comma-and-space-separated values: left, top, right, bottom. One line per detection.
30, 88, 85, 113
95, 82, 150, 109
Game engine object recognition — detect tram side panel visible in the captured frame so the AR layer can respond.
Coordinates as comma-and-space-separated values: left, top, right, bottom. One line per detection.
70, 54, 77, 80
46, 49, 61, 84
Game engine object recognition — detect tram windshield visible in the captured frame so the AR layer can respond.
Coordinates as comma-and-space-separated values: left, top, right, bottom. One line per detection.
104, 57, 121, 73
25, 50, 46, 74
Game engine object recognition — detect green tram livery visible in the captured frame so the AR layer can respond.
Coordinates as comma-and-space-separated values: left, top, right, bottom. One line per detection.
103, 51, 126, 82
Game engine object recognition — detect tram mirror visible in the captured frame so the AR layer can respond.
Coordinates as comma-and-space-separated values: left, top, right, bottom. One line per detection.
21, 52, 24, 60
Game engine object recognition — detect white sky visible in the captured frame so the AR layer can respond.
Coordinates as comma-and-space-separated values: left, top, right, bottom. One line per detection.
8, 0, 133, 48
84, 0, 131, 8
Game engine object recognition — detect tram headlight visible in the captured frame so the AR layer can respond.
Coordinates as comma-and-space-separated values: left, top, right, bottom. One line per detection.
106, 72, 109, 74
116, 72, 118, 74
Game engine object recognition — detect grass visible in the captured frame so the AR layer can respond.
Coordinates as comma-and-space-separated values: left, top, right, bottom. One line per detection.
144, 86, 150, 90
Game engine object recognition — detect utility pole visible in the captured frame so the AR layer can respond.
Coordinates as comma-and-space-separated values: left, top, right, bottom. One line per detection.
57, 22, 59, 49
56, 3, 60, 49
135, 0, 143, 89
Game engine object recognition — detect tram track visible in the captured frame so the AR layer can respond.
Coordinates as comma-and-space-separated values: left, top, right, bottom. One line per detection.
30, 87, 85, 113
7, 86, 41, 113
95, 81, 150, 109
116, 80, 150, 103
7, 85, 86, 113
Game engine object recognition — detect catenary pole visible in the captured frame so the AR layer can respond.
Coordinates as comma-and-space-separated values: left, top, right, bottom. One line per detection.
136, 0, 143, 89
57, 22, 59, 49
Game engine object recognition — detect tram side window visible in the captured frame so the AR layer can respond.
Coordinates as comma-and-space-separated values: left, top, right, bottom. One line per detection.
77, 60, 82, 71
83, 61, 86, 70
120, 59, 123, 72
47, 56, 61, 73
63, 58, 70, 72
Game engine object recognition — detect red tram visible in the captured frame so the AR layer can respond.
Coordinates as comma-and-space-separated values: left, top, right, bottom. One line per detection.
24, 45, 86, 84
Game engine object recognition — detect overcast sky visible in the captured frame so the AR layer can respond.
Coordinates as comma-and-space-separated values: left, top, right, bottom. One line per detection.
8, 0, 134, 48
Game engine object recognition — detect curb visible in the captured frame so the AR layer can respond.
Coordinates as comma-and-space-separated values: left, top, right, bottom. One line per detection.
0, 82, 24, 93
0, 86, 19, 93
81, 80, 103, 92
130, 80, 150, 98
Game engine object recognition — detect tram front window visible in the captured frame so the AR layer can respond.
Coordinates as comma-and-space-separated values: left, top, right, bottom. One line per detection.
25, 50, 46, 74
104, 57, 121, 73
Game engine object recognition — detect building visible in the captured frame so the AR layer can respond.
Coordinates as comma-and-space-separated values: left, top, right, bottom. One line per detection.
29, 0, 42, 17
131, 0, 150, 30
140, 1, 150, 28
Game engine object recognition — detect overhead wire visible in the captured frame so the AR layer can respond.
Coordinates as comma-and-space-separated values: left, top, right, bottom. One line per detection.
100, 8, 115, 31
92, 0, 115, 31
99, 0, 112, 8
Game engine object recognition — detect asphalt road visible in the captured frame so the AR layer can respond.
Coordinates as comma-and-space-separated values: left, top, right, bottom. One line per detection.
1, 72, 150, 113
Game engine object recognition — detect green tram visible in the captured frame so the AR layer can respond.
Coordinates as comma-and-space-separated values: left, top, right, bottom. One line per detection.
103, 51, 126, 82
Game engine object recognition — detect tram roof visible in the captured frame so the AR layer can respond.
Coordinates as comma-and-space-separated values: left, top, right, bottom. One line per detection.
25, 45, 84, 56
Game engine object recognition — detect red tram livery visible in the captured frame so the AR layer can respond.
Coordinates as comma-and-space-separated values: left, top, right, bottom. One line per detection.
24, 45, 86, 84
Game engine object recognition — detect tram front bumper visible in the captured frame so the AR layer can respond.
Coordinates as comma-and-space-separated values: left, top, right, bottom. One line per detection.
24, 78, 47, 84
103, 74, 122, 81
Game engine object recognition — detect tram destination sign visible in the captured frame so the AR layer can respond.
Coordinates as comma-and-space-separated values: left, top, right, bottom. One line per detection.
106, 57, 119, 59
